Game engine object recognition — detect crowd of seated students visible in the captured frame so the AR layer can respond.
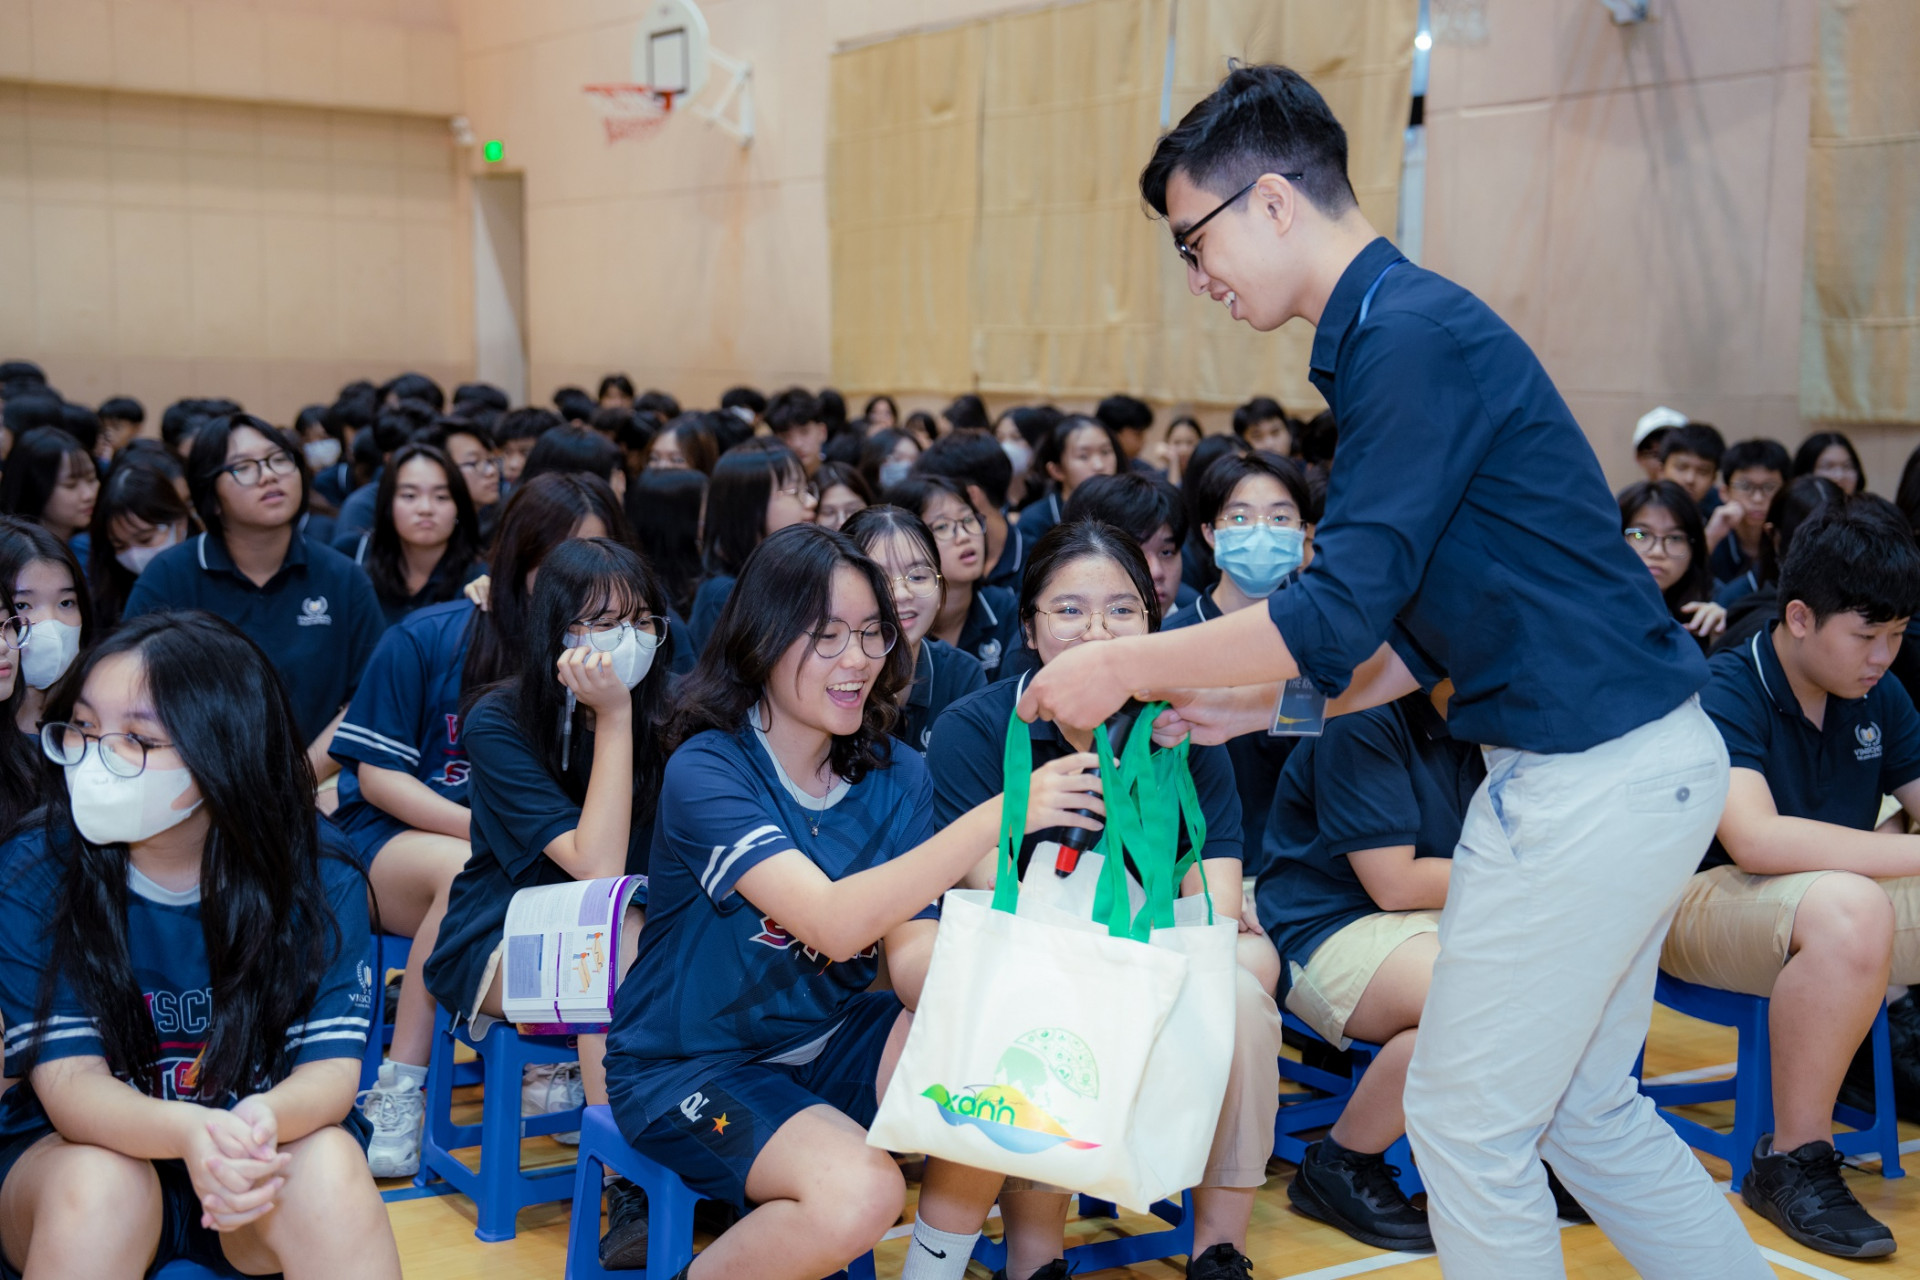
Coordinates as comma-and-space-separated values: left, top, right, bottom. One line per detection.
3, 352, 1919, 1276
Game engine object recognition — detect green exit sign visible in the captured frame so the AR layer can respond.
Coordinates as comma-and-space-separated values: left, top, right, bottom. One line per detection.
482, 140, 504, 163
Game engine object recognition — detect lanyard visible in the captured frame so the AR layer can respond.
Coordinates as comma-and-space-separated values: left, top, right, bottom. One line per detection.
1357, 260, 1402, 325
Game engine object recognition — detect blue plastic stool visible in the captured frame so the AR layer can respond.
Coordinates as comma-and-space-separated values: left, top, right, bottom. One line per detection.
969, 1190, 1194, 1273
1274, 1010, 1422, 1197
416, 1008, 584, 1241
564, 1105, 875, 1280
1642, 972, 1906, 1192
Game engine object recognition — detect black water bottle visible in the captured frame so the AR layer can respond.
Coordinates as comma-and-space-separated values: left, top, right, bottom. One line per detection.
1054, 699, 1146, 876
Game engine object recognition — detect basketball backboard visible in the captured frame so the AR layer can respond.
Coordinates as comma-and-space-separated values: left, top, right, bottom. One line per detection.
636, 0, 711, 98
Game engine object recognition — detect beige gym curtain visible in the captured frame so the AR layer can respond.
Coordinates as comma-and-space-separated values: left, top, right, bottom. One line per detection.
827, 0, 1419, 407
1800, 0, 1920, 423
827, 23, 986, 396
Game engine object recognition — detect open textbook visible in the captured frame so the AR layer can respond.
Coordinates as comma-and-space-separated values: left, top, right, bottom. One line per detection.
500, 875, 645, 1032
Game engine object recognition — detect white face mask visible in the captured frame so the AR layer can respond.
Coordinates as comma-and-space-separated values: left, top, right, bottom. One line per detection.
115, 527, 180, 577
567, 622, 663, 690
877, 459, 914, 489
20, 618, 81, 690
65, 752, 202, 846
303, 438, 342, 470
1002, 439, 1035, 475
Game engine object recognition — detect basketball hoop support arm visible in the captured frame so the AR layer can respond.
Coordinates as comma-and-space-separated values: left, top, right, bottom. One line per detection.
691, 47, 754, 146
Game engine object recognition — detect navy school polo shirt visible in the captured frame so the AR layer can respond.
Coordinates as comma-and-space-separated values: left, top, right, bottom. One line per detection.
927, 673, 1243, 879
956, 584, 1024, 682
605, 722, 939, 1127
1165, 590, 1296, 876
1698, 626, 1920, 871
328, 598, 475, 860
983, 522, 1028, 593
686, 573, 736, 657
897, 637, 986, 754
1709, 535, 1754, 589
1015, 492, 1063, 545
421, 688, 656, 1022
1266, 237, 1706, 754
1257, 692, 1485, 984
123, 531, 386, 744
335, 479, 381, 540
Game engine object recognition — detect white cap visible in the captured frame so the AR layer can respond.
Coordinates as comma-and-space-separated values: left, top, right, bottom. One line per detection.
1633, 406, 1689, 449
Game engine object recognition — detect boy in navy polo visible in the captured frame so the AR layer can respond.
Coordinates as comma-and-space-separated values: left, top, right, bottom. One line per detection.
1670, 498, 1920, 1259
125, 415, 385, 784
1707, 439, 1790, 586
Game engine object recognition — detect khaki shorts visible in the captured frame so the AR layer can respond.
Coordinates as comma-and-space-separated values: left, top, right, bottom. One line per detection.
1661, 863, 1920, 996
1284, 910, 1442, 1048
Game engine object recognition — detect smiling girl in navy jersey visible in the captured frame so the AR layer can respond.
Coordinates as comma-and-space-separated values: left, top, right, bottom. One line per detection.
0, 611, 397, 1279
604, 523, 1102, 1280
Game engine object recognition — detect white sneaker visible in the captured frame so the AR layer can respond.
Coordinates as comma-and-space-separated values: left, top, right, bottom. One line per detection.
522, 1062, 585, 1144
358, 1063, 426, 1178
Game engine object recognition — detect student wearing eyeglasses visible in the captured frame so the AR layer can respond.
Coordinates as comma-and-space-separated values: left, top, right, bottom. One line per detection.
925, 519, 1276, 1280
883, 475, 1023, 680
1707, 439, 1792, 589
123, 414, 386, 791
1619, 480, 1726, 648
1022, 64, 1769, 1278
841, 506, 985, 753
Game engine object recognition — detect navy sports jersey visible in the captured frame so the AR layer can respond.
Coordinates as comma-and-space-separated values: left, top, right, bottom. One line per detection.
329, 598, 475, 861
897, 637, 986, 754
928, 672, 1243, 878
1699, 627, 1920, 871
422, 688, 656, 1022
124, 532, 386, 744
1257, 694, 1483, 987
1165, 591, 1296, 874
0, 820, 372, 1145
955, 584, 1023, 681
605, 722, 937, 1126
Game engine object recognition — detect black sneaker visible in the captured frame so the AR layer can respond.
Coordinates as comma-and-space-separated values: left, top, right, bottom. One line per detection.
989, 1261, 1071, 1280
1288, 1137, 1432, 1252
1839, 995, 1920, 1125
1188, 1242, 1255, 1280
1544, 1163, 1592, 1225
599, 1176, 650, 1269
1740, 1136, 1895, 1259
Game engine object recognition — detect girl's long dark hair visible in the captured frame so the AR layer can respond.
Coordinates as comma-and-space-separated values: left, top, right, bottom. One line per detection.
627, 468, 706, 617
363, 443, 481, 614
23, 611, 344, 1103
0, 428, 93, 526
1617, 479, 1713, 616
461, 473, 630, 699
668, 524, 909, 783
702, 438, 805, 577
86, 457, 193, 630
0, 518, 53, 840
1, 515, 96, 672
502, 539, 673, 818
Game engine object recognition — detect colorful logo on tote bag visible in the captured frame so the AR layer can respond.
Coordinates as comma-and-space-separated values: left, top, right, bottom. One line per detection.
922, 1028, 1102, 1154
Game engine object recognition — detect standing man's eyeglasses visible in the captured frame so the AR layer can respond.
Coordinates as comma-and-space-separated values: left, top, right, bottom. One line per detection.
1173, 173, 1304, 270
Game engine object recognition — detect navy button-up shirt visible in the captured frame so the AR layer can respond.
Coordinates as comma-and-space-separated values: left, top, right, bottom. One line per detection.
1267, 238, 1706, 753
124, 531, 387, 744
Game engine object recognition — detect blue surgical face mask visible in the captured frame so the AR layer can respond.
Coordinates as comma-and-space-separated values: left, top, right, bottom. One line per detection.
1212, 524, 1305, 598
878, 459, 914, 489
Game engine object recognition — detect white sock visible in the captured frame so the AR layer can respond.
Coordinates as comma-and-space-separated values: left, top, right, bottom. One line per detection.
900, 1219, 978, 1280
384, 1058, 427, 1089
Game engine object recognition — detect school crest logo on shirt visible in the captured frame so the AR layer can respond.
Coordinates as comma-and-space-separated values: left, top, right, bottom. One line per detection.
297, 596, 332, 627
1855, 722, 1883, 761
353, 960, 375, 1011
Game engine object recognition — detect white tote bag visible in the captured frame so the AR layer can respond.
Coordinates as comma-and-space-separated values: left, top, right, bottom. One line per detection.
867, 706, 1236, 1211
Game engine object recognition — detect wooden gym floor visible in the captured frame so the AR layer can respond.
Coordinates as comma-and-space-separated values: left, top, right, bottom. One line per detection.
384, 1004, 1920, 1278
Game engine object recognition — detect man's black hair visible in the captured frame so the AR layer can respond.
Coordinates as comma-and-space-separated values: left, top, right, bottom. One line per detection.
1232, 395, 1287, 437
159, 397, 241, 450
0, 360, 46, 390
1719, 438, 1791, 483
1095, 395, 1154, 435
765, 387, 823, 435
553, 386, 597, 423
1295, 409, 1337, 468
943, 394, 988, 433
597, 373, 635, 402
1778, 495, 1920, 626
817, 388, 848, 430
705, 407, 754, 454
915, 429, 1015, 511
98, 395, 144, 425
720, 386, 767, 416
495, 406, 563, 444
381, 371, 445, 412
452, 381, 510, 414
1659, 422, 1726, 466
1140, 64, 1357, 221
1064, 472, 1188, 547
636, 390, 681, 419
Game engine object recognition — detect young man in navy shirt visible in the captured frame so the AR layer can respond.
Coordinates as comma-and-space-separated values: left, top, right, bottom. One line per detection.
1669, 499, 1920, 1259
1021, 64, 1767, 1275
125, 415, 385, 786
1707, 439, 1790, 587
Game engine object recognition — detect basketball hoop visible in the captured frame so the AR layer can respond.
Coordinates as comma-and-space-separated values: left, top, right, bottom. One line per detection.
583, 83, 677, 144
